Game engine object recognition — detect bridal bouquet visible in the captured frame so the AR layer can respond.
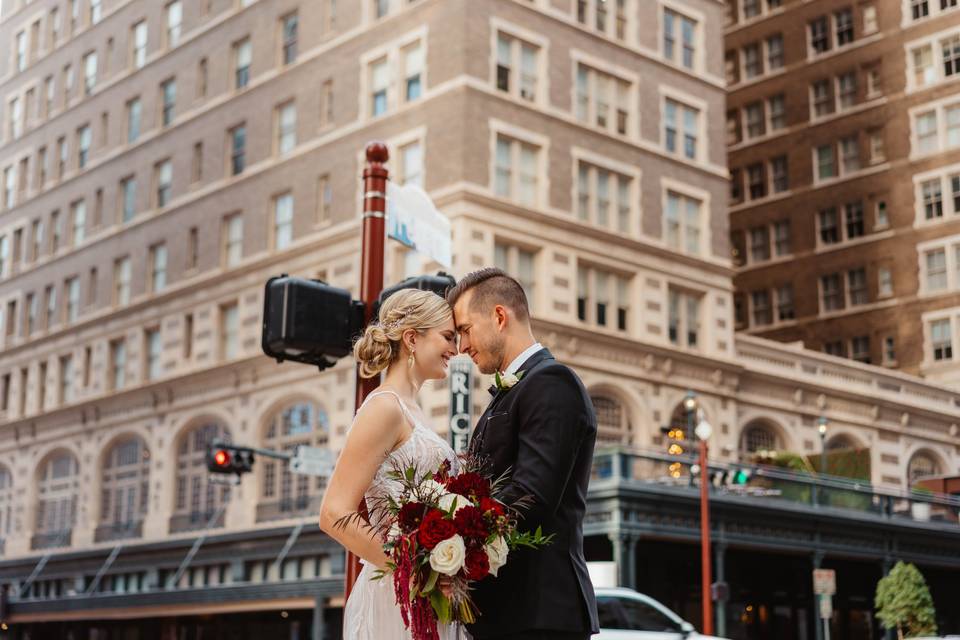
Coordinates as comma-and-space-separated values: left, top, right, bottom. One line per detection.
340, 455, 554, 640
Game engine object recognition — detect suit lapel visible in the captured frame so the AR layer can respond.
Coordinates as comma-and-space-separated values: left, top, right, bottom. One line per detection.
469, 348, 555, 454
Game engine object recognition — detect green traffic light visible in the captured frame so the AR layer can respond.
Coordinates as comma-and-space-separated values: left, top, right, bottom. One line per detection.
733, 469, 751, 485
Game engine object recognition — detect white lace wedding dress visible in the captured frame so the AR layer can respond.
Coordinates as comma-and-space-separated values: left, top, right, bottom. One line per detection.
342, 390, 467, 640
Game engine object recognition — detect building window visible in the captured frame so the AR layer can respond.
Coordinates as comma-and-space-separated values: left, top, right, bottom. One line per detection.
273, 193, 294, 250
577, 265, 629, 331
809, 17, 830, 55
592, 395, 628, 445
260, 403, 329, 518
145, 329, 162, 381
83, 52, 97, 95
835, 8, 854, 46
912, 0, 930, 20
220, 302, 239, 360
767, 34, 784, 70
665, 190, 703, 255
320, 79, 334, 127
850, 335, 870, 363
668, 288, 700, 347
276, 102, 296, 155
931, 318, 952, 360
768, 94, 785, 131
77, 125, 91, 169
819, 208, 839, 244
65, 277, 79, 322
664, 99, 699, 160
120, 177, 137, 223
494, 242, 537, 311
576, 64, 632, 136
132, 21, 148, 69
374, 0, 389, 19
816, 144, 836, 180
496, 32, 539, 102
370, 57, 389, 117
743, 43, 762, 79
878, 266, 893, 297
812, 79, 833, 118
747, 164, 766, 200
912, 45, 935, 87
916, 111, 938, 154
403, 42, 423, 102
844, 202, 864, 239
26, 293, 37, 335
772, 220, 790, 255
663, 9, 697, 69
925, 248, 947, 291
883, 336, 896, 364
100, 438, 150, 534
494, 135, 540, 207
745, 102, 765, 138
150, 244, 167, 293
824, 340, 845, 357
751, 290, 772, 325
223, 213, 243, 267
70, 200, 86, 245
922, 178, 943, 219
317, 175, 332, 225
35, 453, 79, 541
770, 156, 788, 193
160, 79, 176, 127
110, 339, 126, 389
234, 39, 251, 89
848, 268, 868, 305
776, 284, 794, 320
173, 423, 231, 528
837, 72, 856, 110
197, 57, 208, 98
114, 257, 132, 305
166, 2, 182, 48
576, 162, 634, 232
869, 129, 886, 164
230, 125, 246, 176
281, 13, 298, 65
820, 273, 844, 311
126, 98, 141, 143
155, 160, 172, 208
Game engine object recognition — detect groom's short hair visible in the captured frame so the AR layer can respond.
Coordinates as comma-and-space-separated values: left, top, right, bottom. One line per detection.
446, 268, 530, 322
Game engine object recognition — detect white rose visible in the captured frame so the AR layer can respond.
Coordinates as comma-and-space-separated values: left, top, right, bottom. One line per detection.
498, 372, 520, 388
485, 536, 509, 577
438, 492, 472, 515
388, 523, 402, 540
429, 534, 466, 576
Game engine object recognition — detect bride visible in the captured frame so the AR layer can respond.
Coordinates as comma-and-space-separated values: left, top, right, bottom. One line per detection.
319, 289, 464, 640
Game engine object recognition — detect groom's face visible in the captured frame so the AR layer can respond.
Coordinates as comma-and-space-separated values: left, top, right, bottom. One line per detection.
453, 291, 506, 375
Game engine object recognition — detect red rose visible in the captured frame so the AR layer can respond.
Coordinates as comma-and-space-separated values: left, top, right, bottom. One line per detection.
397, 502, 427, 533
418, 508, 456, 550
454, 505, 490, 539
479, 497, 505, 518
463, 547, 490, 581
446, 472, 491, 500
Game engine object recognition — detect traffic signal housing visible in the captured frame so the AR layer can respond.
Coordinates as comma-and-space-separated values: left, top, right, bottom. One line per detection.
206, 443, 255, 476
261, 275, 366, 370
374, 272, 456, 317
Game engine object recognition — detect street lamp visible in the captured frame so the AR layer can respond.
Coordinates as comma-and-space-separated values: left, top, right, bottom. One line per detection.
685, 391, 714, 636
818, 417, 828, 475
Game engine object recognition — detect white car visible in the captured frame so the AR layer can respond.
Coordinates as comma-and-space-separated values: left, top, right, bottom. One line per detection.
594, 587, 730, 640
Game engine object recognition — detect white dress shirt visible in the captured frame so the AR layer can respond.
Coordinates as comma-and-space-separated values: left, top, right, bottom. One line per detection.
504, 342, 544, 375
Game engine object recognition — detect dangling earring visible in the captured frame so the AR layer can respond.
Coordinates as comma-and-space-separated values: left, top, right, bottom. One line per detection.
408, 351, 416, 369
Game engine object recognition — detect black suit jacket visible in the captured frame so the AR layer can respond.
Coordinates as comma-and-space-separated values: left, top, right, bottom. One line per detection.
466, 348, 599, 638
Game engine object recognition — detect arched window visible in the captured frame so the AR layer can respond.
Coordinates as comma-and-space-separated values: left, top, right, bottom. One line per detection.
259, 401, 330, 522
591, 395, 630, 445
34, 451, 79, 549
741, 422, 780, 457
0, 464, 13, 541
825, 435, 857, 451
172, 421, 231, 533
97, 437, 150, 542
907, 452, 941, 487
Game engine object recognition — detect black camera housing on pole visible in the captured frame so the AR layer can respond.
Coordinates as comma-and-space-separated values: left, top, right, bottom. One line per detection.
261, 272, 456, 371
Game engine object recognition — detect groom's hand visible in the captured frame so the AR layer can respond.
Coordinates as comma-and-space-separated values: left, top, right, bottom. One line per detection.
497, 366, 586, 527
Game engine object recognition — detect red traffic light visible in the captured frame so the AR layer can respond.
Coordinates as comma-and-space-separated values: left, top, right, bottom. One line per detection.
213, 449, 231, 467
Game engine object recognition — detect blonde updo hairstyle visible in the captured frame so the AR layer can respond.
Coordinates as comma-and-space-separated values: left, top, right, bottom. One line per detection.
353, 289, 453, 379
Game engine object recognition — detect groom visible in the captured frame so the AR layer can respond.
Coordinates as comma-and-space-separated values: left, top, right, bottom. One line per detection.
447, 268, 599, 640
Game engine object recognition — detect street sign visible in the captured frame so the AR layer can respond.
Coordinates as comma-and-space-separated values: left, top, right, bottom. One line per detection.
386, 182, 452, 269
818, 593, 833, 619
449, 359, 472, 454
813, 568, 836, 595
290, 446, 335, 477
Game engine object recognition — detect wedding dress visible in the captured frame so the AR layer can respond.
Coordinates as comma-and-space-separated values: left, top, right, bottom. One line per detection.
342, 389, 468, 640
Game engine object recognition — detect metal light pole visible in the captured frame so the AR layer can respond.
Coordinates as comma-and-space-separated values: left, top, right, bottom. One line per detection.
344, 142, 389, 600
818, 417, 828, 475
685, 391, 714, 636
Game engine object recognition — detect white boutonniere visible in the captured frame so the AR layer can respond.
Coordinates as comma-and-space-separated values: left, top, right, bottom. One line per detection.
494, 370, 524, 391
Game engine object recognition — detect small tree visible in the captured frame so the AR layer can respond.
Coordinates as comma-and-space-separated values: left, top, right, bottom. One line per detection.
875, 561, 938, 640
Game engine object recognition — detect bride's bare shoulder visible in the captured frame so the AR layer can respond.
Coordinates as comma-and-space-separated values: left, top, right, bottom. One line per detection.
349, 391, 405, 438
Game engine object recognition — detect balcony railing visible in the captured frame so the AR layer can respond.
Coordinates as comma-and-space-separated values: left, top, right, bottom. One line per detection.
93, 520, 144, 543
168, 510, 226, 535
591, 447, 960, 527
256, 495, 323, 523
30, 529, 73, 550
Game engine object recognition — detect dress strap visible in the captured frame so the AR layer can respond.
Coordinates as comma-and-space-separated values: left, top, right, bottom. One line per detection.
359, 390, 417, 428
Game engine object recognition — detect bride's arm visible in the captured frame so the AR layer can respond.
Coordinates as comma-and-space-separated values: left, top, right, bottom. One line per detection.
319, 396, 404, 569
